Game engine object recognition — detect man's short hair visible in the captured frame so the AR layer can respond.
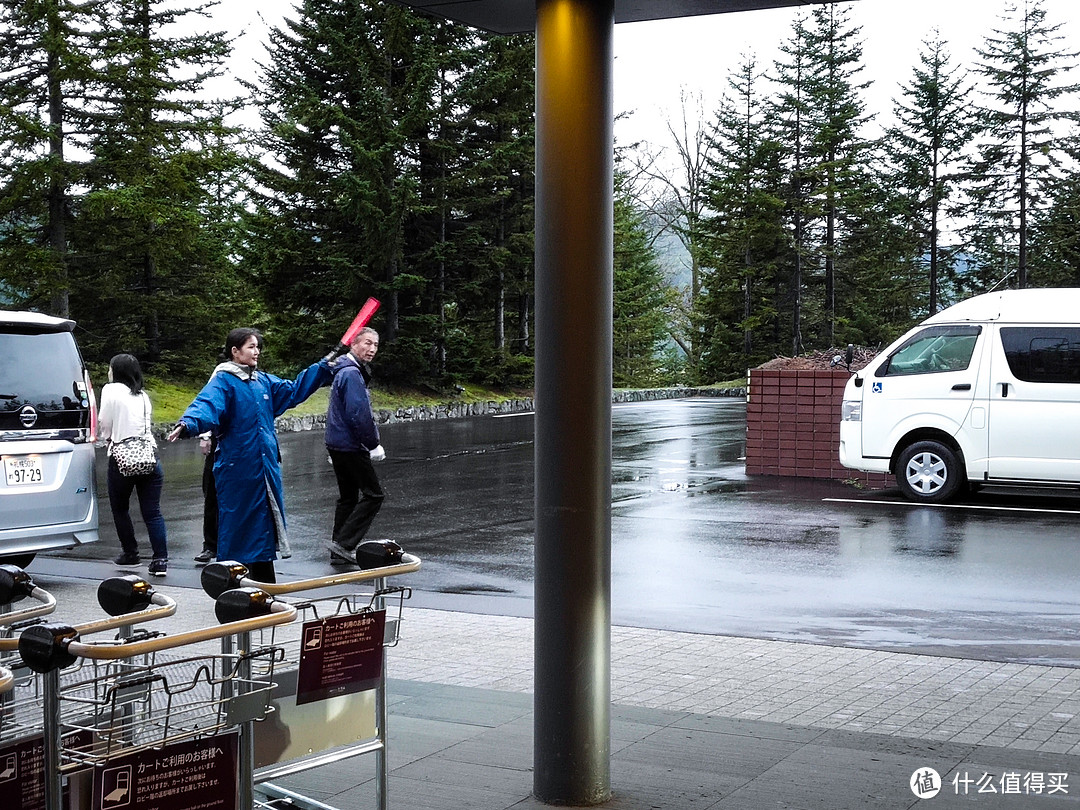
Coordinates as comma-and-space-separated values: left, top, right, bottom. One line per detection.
351, 327, 379, 346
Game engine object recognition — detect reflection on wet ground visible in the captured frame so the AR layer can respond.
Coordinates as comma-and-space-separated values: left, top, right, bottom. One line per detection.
55, 397, 1080, 666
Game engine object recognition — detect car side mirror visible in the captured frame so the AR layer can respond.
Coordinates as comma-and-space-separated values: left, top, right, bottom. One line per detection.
831, 344, 856, 374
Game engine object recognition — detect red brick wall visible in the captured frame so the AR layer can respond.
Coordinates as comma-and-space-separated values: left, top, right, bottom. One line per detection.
745, 368, 891, 488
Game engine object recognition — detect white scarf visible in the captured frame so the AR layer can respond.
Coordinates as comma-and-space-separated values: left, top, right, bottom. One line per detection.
213, 361, 255, 381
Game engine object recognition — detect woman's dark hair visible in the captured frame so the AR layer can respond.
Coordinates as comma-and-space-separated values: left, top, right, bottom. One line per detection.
109, 354, 144, 395
224, 328, 264, 360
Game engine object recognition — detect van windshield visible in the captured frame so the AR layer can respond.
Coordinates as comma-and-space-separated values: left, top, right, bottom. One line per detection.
878, 325, 982, 377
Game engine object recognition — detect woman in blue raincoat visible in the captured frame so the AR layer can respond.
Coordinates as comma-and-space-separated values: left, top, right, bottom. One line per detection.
168, 328, 332, 582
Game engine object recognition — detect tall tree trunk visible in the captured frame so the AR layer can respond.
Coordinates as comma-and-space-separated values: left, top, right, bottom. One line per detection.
793, 210, 803, 356
138, 0, 158, 352
1018, 95, 1029, 289
46, 0, 68, 317
143, 246, 160, 361
519, 293, 530, 353
386, 263, 398, 342
825, 157, 836, 346
929, 151, 940, 315
743, 273, 752, 357
495, 214, 505, 351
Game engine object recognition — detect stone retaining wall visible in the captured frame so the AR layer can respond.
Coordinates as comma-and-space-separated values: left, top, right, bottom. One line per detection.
273, 386, 745, 433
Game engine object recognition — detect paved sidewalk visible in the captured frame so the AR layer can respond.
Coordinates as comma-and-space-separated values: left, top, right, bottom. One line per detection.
393, 610, 1080, 754
271, 609, 1080, 809
20, 571, 1080, 808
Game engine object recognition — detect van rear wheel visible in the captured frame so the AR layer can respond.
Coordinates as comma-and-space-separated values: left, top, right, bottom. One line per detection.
896, 441, 963, 503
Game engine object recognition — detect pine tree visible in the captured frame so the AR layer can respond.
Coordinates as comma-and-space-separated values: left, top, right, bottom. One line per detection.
770, 13, 817, 356
964, 0, 1080, 291
613, 170, 672, 387
1029, 140, 1080, 286
444, 31, 535, 385
244, 0, 469, 380
0, 0, 107, 316
802, 2, 872, 346
699, 54, 789, 378
69, 0, 245, 374
885, 33, 975, 315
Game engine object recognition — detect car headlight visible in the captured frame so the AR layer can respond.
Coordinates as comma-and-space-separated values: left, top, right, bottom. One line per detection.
841, 400, 861, 421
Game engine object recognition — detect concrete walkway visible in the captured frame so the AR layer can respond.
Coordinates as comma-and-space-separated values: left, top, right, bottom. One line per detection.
278, 609, 1080, 809
17, 571, 1080, 809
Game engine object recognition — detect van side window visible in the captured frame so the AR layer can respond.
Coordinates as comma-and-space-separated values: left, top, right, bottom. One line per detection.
877, 325, 982, 377
1000, 326, 1080, 383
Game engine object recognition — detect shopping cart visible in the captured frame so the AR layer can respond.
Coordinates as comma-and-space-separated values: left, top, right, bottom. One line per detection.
1, 568, 183, 810
200, 540, 422, 810
0, 564, 58, 746
19, 582, 296, 810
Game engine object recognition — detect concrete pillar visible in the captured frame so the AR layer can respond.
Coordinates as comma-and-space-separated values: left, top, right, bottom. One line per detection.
533, 0, 613, 804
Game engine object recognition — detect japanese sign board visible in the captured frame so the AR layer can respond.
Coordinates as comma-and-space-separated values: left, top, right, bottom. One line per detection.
0, 734, 46, 810
0, 730, 91, 810
91, 731, 239, 810
295, 609, 386, 706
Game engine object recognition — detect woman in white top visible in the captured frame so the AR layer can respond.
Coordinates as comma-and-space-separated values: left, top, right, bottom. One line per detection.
97, 354, 168, 576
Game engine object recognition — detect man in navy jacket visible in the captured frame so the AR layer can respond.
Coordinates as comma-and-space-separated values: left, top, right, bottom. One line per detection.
325, 327, 385, 564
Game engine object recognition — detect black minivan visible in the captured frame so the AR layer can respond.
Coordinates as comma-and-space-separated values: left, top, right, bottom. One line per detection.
0, 311, 98, 566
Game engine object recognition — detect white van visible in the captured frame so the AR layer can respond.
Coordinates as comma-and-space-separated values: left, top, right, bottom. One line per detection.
839, 288, 1080, 503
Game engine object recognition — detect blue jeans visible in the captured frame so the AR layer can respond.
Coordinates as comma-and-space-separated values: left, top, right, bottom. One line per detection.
107, 457, 168, 560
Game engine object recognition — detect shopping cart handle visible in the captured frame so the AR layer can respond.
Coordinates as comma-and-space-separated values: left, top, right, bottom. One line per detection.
18, 623, 80, 673
19, 593, 296, 669
0, 563, 34, 604
64, 587, 176, 639
0, 565, 56, 633
201, 552, 422, 598
97, 575, 161, 616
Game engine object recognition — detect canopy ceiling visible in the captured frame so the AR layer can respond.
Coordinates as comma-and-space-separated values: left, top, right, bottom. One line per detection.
392, 0, 837, 34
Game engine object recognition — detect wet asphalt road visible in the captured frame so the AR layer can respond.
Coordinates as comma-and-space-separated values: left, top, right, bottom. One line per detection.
36, 397, 1080, 666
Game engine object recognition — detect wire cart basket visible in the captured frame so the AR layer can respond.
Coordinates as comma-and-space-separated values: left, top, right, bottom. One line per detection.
1, 564, 58, 745
56, 645, 282, 770
18, 582, 297, 810
199, 545, 421, 810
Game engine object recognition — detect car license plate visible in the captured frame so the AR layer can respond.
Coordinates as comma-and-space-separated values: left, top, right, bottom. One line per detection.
5, 456, 43, 486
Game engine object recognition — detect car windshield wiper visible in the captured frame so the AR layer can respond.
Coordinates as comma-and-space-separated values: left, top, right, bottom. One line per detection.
0, 393, 17, 399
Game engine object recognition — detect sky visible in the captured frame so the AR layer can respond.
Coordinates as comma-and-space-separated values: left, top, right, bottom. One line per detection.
611, 0, 1078, 149
208, 0, 1079, 150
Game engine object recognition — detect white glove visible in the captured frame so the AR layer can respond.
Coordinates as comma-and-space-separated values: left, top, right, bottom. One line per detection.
369, 445, 386, 462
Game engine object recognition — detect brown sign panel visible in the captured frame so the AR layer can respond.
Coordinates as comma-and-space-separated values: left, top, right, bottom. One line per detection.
91, 731, 239, 810
0, 730, 91, 810
295, 610, 386, 706
0, 735, 45, 810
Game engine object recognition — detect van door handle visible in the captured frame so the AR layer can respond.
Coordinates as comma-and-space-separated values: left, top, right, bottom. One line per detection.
951, 383, 971, 391
1001, 383, 1009, 398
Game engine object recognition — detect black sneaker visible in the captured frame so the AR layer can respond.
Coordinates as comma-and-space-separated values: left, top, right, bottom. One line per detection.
193, 549, 214, 564
148, 558, 168, 577
328, 541, 355, 566
114, 552, 140, 567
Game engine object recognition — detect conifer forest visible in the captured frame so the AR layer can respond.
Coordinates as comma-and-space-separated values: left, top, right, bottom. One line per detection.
2, 0, 1078, 388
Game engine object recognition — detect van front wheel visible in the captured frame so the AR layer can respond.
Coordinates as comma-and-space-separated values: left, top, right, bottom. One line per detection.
896, 441, 963, 503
